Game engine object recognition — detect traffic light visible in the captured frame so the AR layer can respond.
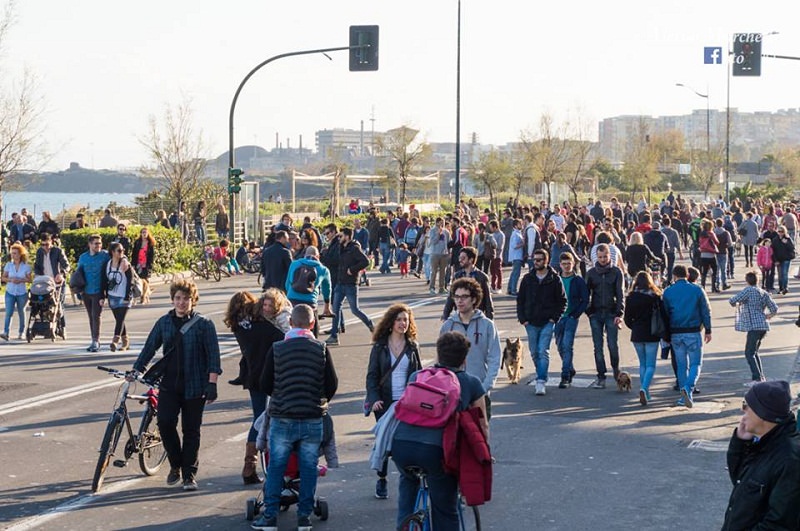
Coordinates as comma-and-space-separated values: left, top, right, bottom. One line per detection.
349, 25, 379, 71
732, 33, 762, 77
228, 167, 244, 194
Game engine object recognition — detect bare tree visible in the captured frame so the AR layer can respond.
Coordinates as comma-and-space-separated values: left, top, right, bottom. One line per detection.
764, 145, 800, 189
376, 125, 430, 209
0, 1, 49, 198
139, 98, 208, 212
470, 149, 512, 212
521, 113, 572, 206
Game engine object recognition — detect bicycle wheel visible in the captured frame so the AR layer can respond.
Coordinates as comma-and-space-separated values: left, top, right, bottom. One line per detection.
138, 409, 167, 476
211, 262, 221, 282
399, 512, 428, 531
189, 261, 203, 279
92, 412, 124, 492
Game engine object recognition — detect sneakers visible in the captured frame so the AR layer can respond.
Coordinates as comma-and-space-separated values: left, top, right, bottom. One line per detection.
429, 288, 436, 295
86, 341, 99, 352
166, 468, 181, 486
534, 381, 546, 395
639, 389, 648, 406
375, 477, 388, 499
297, 516, 313, 531
590, 378, 606, 389
0, 333, 8, 341
558, 379, 570, 389
250, 515, 278, 531
681, 388, 694, 408
438, 288, 448, 295
182, 477, 198, 491
325, 336, 339, 346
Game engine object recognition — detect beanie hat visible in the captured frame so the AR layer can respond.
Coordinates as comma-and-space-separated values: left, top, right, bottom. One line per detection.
745, 380, 791, 423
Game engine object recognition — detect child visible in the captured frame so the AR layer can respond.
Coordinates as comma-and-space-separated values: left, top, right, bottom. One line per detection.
756, 238, 774, 291
396, 243, 411, 278
213, 239, 242, 275
235, 239, 250, 270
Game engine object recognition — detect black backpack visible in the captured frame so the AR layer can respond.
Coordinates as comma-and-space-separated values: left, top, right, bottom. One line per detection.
291, 264, 317, 294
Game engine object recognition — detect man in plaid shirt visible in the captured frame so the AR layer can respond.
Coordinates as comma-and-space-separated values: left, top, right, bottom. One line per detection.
728, 271, 778, 384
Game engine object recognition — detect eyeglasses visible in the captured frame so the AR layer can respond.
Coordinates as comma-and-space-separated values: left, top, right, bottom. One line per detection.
118, 227, 126, 232
453, 294, 472, 300
533, 258, 545, 262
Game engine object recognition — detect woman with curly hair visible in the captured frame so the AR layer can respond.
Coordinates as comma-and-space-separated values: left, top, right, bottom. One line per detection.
364, 303, 423, 500
258, 288, 292, 333
2, 243, 32, 340
131, 227, 156, 304
224, 290, 285, 485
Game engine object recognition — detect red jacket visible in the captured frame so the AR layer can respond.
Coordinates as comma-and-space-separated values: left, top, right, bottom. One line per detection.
442, 407, 492, 506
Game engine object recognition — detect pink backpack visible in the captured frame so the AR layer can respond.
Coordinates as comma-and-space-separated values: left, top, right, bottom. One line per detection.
395, 367, 461, 428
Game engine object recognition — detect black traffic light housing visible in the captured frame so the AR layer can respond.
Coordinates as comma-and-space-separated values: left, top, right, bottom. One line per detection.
349, 25, 379, 71
732, 33, 762, 77
228, 167, 245, 194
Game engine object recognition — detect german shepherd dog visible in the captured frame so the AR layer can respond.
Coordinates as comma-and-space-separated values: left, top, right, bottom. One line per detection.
502, 338, 525, 384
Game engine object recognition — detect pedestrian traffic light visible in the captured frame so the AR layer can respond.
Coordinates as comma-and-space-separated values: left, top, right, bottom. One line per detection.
732, 33, 762, 77
349, 25, 379, 71
228, 167, 244, 194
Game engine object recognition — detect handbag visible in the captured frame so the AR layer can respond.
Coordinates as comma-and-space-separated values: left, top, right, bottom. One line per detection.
129, 267, 144, 299
363, 345, 408, 416
650, 299, 666, 338
142, 313, 202, 385
68, 266, 86, 294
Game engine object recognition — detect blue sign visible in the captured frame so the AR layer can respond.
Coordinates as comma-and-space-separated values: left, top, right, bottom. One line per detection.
704, 46, 723, 64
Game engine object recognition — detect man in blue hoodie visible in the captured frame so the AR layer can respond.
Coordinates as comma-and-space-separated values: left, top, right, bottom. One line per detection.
662, 264, 712, 408
554, 253, 589, 389
285, 246, 332, 338
77, 234, 110, 352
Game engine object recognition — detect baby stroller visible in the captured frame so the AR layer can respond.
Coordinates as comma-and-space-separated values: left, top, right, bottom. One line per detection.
26, 275, 65, 342
245, 410, 333, 523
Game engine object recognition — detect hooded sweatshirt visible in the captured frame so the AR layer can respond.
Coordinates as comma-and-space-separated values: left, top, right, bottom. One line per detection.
440, 310, 501, 392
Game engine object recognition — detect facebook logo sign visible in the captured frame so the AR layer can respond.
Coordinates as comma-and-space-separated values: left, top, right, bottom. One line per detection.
704, 47, 723, 64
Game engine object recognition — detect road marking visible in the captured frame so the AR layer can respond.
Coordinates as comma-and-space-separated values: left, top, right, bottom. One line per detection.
4, 477, 143, 531
687, 439, 728, 452
225, 430, 250, 443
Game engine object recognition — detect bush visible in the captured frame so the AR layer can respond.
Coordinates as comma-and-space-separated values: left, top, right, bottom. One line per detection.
59, 225, 190, 273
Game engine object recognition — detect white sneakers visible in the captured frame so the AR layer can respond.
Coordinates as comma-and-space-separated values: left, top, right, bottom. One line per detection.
535, 381, 546, 396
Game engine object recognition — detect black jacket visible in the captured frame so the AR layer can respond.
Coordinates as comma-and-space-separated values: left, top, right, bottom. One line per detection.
516, 267, 567, 326
336, 240, 368, 285
365, 339, 422, 409
34, 246, 69, 277
261, 336, 338, 419
585, 263, 624, 317
643, 229, 668, 257
561, 273, 589, 319
260, 241, 293, 291
722, 418, 800, 530
320, 235, 342, 285
442, 268, 494, 320
623, 290, 668, 342
234, 319, 285, 391
626, 244, 660, 278
131, 238, 155, 279
771, 235, 796, 263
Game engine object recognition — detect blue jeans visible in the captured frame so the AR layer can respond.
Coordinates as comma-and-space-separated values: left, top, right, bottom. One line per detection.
423, 254, 431, 281
330, 284, 373, 339
665, 252, 676, 284
777, 260, 792, 291
588, 313, 620, 380
633, 342, 658, 391
392, 440, 459, 531
263, 417, 323, 520
744, 330, 766, 381
524, 322, 554, 382
554, 316, 579, 379
508, 259, 523, 295
671, 332, 703, 393
4, 292, 27, 336
716, 254, 728, 288
247, 390, 268, 443
379, 243, 392, 274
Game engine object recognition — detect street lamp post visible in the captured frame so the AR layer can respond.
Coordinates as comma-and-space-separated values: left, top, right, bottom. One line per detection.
454, 0, 462, 209
675, 83, 710, 155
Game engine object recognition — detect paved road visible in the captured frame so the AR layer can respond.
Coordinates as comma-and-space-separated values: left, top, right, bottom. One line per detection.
0, 266, 798, 531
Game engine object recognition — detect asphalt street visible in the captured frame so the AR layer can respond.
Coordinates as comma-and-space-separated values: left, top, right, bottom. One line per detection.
0, 264, 798, 531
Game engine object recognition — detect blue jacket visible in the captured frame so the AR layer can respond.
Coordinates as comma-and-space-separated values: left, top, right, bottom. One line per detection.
285, 257, 332, 307
77, 250, 110, 295
561, 273, 589, 319
662, 279, 712, 333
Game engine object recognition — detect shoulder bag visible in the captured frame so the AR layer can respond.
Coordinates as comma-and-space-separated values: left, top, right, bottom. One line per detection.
143, 313, 202, 385
363, 345, 407, 416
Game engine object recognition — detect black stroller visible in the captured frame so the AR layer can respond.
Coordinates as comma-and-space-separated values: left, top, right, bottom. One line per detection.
26, 275, 65, 342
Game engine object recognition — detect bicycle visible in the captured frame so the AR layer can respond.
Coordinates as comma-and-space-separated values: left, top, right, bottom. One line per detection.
399, 466, 481, 531
189, 248, 221, 282
91, 366, 168, 492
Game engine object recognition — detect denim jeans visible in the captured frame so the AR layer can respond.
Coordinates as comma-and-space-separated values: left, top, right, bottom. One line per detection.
665, 252, 676, 284
392, 440, 459, 531
423, 254, 431, 281
525, 322, 555, 382
194, 222, 205, 244
588, 313, 620, 380
727, 247, 735, 277
671, 332, 703, 393
554, 316, 578, 379
379, 242, 392, 274
4, 292, 27, 335
330, 284, 373, 339
777, 260, 792, 291
508, 259, 523, 295
633, 342, 658, 391
247, 390, 268, 443
263, 417, 323, 520
744, 330, 767, 381
715, 254, 728, 288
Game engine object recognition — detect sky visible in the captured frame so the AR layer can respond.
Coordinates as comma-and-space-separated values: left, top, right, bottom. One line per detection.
4, 0, 800, 172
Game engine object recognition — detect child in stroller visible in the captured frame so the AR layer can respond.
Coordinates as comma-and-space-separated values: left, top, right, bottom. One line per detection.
26, 275, 65, 342
246, 409, 337, 523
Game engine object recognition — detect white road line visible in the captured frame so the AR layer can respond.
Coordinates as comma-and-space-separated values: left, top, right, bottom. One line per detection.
4, 477, 143, 531
225, 430, 250, 443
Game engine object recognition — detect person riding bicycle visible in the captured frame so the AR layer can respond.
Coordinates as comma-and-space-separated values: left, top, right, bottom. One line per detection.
391, 331, 489, 531
130, 279, 221, 491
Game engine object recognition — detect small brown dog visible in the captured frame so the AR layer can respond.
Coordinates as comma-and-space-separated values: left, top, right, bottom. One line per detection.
502, 338, 525, 384
616, 371, 632, 392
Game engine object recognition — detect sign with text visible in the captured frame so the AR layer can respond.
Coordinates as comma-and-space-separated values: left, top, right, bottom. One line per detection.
732, 33, 762, 76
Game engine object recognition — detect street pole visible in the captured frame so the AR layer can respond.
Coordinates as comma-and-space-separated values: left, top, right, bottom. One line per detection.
725, 53, 731, 205
676, 83, 711, 198
454, 0, 461, 210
